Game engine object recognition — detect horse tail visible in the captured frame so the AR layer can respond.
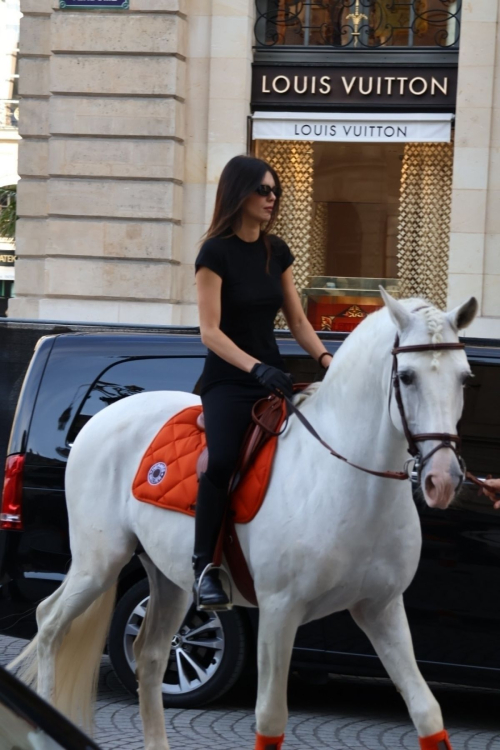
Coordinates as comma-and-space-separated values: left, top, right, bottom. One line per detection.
8, 575, 73, 687
9, 578, 117, 733
52, 582, 117, 731
8, 633, 39, 688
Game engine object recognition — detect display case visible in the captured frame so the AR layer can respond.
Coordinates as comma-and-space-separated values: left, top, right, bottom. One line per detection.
302, 277, 400, 333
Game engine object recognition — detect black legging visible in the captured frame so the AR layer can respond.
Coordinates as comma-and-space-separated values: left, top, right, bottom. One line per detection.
201, 381, 270, 492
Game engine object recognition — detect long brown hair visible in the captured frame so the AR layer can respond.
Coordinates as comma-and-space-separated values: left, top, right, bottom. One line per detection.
204, 155, 281, 272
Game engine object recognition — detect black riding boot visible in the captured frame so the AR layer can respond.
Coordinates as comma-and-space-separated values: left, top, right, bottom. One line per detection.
192, 472, 231, 610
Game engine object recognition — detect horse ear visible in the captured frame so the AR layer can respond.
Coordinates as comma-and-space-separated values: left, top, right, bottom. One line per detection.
379, 286, 410, 332
446, 297, 478, 332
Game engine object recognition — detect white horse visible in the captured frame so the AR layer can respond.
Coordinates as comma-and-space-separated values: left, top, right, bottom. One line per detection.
11, 291, 477, 750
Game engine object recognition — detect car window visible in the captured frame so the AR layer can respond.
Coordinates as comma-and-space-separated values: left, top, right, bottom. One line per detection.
460, 363, 500, 476
67, 357, 204, 445
0, 666, 101, 750
0, 702, 65, 749
283, 356, 327, 384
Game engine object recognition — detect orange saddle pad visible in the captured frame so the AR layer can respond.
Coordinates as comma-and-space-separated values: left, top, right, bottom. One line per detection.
132, 404, 284, 524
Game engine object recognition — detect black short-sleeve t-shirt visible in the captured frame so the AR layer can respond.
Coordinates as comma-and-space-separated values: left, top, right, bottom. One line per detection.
195, 233, 294, 394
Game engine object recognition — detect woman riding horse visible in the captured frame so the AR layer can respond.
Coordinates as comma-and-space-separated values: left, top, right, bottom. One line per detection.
192, 155, 333, 610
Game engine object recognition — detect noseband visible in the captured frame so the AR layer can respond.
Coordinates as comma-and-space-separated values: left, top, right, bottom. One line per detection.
391, 334, 466, 484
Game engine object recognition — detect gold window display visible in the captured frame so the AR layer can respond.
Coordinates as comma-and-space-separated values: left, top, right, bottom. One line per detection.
256, 137, 453, 330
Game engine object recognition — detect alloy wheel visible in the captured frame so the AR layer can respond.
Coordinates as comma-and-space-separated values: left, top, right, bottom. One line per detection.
123, 597, 226, 695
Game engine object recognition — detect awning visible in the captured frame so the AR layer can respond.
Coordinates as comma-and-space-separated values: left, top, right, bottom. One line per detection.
252, 112, 453, 143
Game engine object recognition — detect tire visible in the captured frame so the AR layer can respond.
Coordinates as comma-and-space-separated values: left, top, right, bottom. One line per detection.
108, 578, 249, 708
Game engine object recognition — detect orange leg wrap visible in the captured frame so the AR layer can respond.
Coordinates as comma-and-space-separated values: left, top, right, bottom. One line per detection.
419, 729, 452, 749
254, 732, 285, 750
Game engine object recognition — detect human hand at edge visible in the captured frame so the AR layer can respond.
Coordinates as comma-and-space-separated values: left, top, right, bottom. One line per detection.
482, 478, 500, 509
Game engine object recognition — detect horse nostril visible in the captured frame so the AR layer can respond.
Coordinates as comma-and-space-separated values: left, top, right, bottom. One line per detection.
425, 474, 436, 497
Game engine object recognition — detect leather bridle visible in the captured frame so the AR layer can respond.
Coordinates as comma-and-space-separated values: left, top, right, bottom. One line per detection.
278, 333, 468, 485
390, 334, 466, 484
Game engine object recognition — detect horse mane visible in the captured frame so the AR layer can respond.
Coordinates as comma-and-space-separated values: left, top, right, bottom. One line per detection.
399, 298, 447, 369
292, 381, 321, 406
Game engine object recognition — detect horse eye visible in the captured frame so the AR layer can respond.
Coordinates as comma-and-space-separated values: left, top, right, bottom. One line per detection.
399, 371, 414, 387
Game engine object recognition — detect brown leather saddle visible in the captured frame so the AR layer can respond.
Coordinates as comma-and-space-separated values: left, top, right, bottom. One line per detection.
195, 392, 288, 492
195, 384, 309, 606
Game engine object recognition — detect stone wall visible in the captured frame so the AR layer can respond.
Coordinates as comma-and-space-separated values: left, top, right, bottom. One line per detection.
14, 0, 499, 336
448, 0, 500, 338
10, 0, 254, 325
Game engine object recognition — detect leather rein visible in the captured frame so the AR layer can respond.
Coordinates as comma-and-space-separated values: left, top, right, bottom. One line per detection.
255, 333, 482, 486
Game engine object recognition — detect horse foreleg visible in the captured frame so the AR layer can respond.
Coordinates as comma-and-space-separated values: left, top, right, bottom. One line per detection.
134, 554, 189, 750
351, 595, 452, 749
254, 604, 302, 750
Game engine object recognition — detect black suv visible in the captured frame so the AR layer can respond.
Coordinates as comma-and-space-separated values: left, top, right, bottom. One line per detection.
1, 326, 500, 707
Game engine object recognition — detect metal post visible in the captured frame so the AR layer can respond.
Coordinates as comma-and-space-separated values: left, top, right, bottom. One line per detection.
408, 0, 415, 47
304, 0, 312, 45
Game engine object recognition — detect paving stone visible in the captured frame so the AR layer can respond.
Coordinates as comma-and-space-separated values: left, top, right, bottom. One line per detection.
1, 635, 500, 749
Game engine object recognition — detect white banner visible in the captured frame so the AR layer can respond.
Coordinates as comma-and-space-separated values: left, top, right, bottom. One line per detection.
253, 112, 453, 143
0, 268, 14, 281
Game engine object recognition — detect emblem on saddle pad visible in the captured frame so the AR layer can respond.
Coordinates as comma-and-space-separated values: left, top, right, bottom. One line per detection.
147, 461, 167, 485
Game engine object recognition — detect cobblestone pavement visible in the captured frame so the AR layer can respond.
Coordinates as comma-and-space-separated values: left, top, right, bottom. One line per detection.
1, 635, 500, 749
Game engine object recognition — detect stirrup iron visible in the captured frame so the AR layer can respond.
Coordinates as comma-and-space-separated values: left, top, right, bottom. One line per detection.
196, 562, 233, 612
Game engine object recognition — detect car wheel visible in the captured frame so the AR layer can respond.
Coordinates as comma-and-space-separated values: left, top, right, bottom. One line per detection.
108, 578, 249, 708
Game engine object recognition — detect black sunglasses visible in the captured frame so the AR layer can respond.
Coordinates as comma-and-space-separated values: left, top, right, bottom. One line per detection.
255, 184, 281, 198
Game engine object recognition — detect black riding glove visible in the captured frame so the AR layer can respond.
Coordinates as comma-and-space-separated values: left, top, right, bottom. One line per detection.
250, 363, 294, 399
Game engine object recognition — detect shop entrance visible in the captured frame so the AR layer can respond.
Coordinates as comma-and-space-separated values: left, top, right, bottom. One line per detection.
313, 142, 402, 280
255, 137, 453, 331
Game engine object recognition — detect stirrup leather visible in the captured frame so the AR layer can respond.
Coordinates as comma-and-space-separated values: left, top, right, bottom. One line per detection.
254, 732, 285, 750
195, 562, 233, 611
419, 729, 452, 749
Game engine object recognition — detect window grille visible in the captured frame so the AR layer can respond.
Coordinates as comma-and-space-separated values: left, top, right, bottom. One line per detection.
255, 0, 461, 49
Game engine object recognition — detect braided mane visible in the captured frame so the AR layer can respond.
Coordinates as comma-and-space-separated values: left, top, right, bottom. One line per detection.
421, 305, 445, 369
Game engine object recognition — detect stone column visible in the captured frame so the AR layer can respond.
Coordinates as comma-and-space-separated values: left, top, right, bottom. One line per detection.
484, 2, 500, 332
179, 0, 255, 325
11, 0, 186, 324
13, 0, 51, 317
448, 0, 500, 337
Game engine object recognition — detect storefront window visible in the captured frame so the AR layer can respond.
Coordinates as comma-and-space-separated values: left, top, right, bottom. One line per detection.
255, 0, 461, 48
311, 142, 401, 278
256, 137, 453, 331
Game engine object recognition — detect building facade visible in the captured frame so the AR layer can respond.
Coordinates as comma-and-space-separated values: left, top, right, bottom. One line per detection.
9, 0, 500, 338
0, 0, 20, 315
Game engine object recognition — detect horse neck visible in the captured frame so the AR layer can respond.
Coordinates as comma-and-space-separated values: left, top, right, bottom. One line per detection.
306, 316, 407, 469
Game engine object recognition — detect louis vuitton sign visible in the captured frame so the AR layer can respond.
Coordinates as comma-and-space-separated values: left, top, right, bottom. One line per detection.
252, 112, 453, 143
252, 64, 457, 111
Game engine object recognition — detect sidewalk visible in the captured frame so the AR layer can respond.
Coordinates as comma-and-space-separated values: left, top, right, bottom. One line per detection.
1, 635, 499, 749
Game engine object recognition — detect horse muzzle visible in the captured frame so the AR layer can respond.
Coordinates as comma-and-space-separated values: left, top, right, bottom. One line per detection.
421, 449, 464, 509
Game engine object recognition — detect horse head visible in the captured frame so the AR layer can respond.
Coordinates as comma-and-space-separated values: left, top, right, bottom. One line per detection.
380, 289, 478, 510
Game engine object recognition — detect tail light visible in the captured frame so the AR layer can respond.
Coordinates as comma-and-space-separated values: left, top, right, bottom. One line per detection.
0, 454, 25, 530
